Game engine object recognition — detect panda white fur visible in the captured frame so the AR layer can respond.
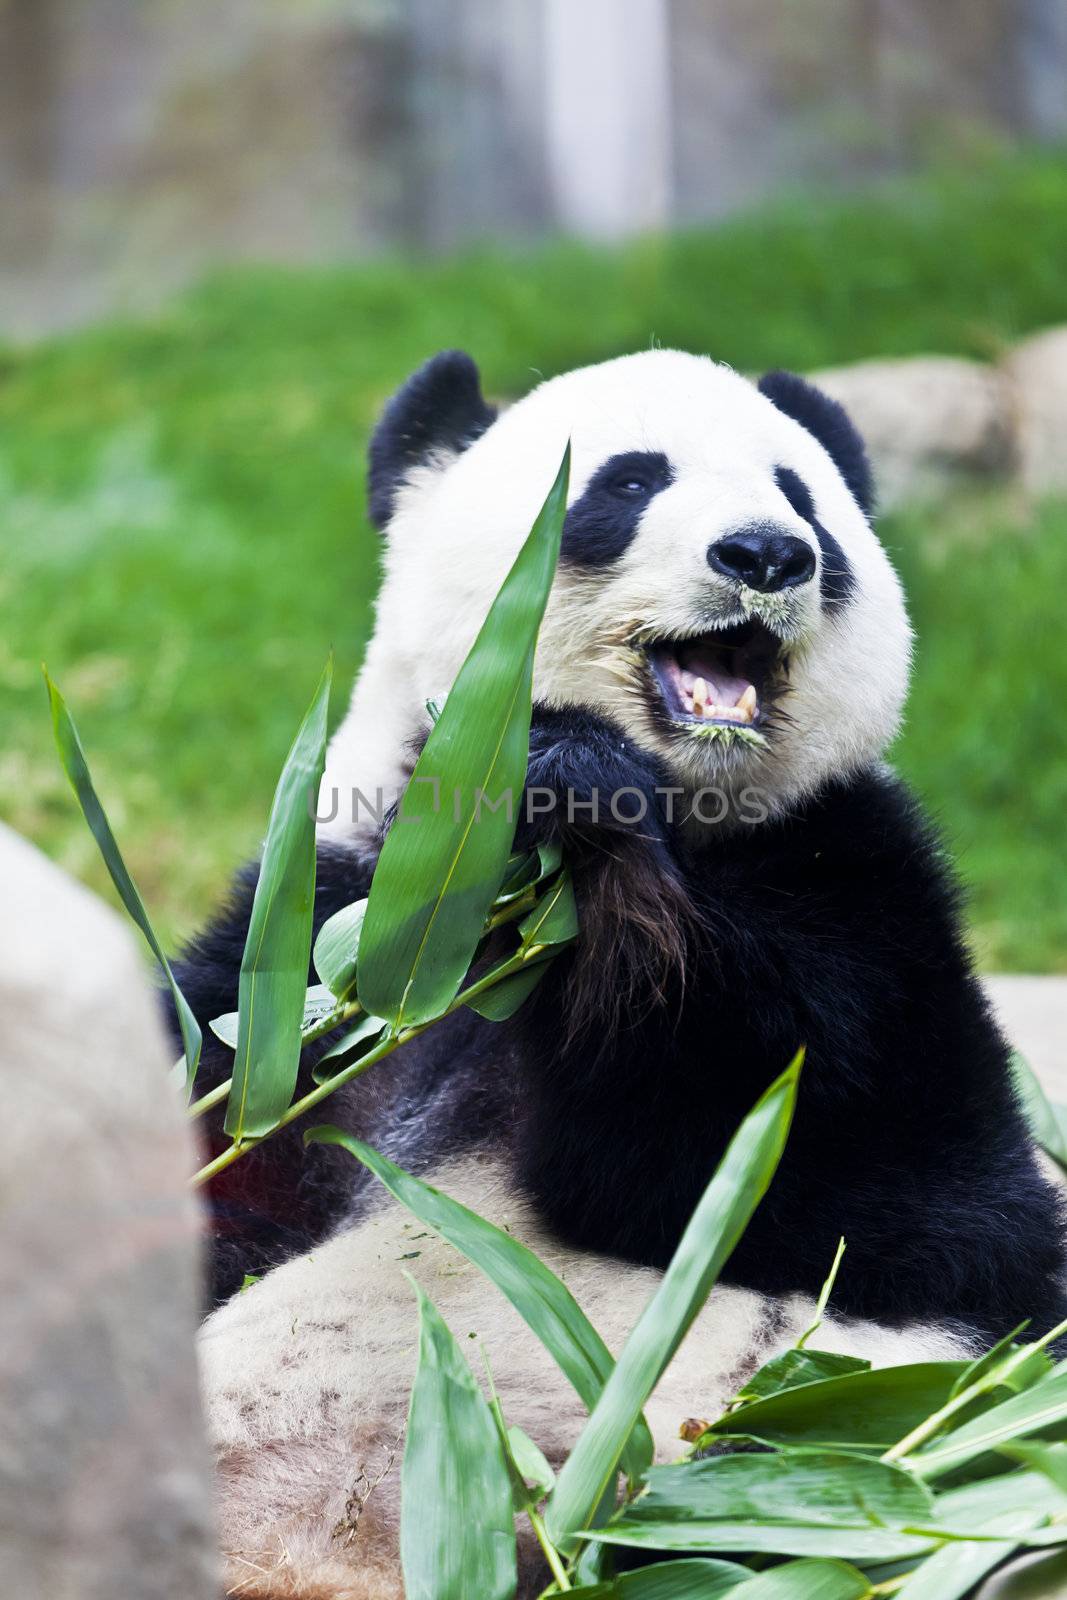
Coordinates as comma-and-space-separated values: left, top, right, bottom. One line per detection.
176, 349, 1066, 1600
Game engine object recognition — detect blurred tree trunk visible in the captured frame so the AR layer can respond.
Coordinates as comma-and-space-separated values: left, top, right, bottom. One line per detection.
0, 0, 60, 261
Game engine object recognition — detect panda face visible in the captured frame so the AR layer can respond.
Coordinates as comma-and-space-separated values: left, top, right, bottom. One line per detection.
323, 349, 911, 835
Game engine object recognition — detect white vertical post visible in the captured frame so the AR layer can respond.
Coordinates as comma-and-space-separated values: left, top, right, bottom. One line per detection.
542, 0, 672, 239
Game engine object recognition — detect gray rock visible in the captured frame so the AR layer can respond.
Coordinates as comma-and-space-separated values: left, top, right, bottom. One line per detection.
976, 1548, 1067, 1599
0, 824, 216, 1599
811, 355, 1014, 511
1003, 326, 1067, 497
984, 974, 1067, 1107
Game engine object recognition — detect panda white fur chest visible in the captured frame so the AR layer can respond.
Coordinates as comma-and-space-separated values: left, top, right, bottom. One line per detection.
176, 349, 1066, 1599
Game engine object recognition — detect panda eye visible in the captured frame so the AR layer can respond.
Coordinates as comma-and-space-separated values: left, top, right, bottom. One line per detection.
611, 475, 652, 498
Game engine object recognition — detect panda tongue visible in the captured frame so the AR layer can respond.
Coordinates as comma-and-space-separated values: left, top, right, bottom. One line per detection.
680, 651, 751, 708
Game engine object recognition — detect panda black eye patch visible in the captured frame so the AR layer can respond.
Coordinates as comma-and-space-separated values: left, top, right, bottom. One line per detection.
561, 451, 673, 566
774, 465, 856, 608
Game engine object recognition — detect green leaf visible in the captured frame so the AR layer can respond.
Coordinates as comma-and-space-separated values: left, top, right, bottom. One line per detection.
545, 1055, 802, 1553
536, 841, 564, 880
518, 868, 579, 950
465, 959, 549, 1021
948, 1323, 1030, 1399
934, 1462, 1067, 1529
570, 1557, 750, 1597
590, 1522, 931, 1562
948, 1325, 1051, 1401
506, 1425, 556, 1499
706, 1362, 968, 1450
905, 1465, 1067, 1592
571, 1558, 873, 1599
736, 1348, 871, 1405
225, 659, 332, 1141
313, 898, 368, 1000
356, 447, 570, 1031
312, 1011, 388, 1080
400, 1280, 516, 1600
601, 1450, 934, 1560
45, 671, 203, 1092
209, 983, 338, 1051
997, 1439, 1067, 1492
731, 1561, 872, 1599
303, 1126, 654, 1481
208, 1011, 239, 1049
796, 1236, 846, 1350
891, 1539, 1020, 1600
906, 1363, 1067, 1479
1011, 1051, 1067, 1171
495, 842, 561, 904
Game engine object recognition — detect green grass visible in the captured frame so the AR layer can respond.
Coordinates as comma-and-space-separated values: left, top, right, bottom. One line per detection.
3, 151, 1066, 966
888, 492, 1067, 973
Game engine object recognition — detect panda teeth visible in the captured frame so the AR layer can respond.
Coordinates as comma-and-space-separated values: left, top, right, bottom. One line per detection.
737, 685, 759, 719
686, 677, 758, 725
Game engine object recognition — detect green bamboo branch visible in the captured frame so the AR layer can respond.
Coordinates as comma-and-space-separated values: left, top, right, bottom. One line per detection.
185, 995, 364, 1120
189, 940, 555, 1187
882, 1311, 1067, 1464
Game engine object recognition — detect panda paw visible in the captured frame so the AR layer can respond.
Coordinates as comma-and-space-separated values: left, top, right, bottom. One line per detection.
518, 704, 676, 857
518, 706, 699, 1022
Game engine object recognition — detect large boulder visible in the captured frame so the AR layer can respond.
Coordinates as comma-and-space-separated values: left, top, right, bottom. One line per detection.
0, 824, 216, 1599
1003, 326, 1067, 498
984, 974, 1067, 1106
812, 355, 1014, 511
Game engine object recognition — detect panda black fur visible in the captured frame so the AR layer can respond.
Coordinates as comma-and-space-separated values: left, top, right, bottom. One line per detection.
176, 349, 1066, 1600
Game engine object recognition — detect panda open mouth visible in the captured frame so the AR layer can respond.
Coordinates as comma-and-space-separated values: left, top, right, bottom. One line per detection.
646, 620, 783, 732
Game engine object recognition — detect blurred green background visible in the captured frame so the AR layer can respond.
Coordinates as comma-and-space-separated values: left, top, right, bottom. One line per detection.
4, 152, 1066, 969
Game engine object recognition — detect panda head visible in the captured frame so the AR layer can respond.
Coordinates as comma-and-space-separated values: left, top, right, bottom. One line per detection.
334, 348, 910, 828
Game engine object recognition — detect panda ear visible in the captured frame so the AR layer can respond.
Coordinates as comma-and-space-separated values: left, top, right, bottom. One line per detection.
758, 369, 874, 517
367, 350, 497, 529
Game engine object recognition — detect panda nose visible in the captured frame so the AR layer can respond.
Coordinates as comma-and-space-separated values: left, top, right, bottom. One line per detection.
708, 523, 816, 593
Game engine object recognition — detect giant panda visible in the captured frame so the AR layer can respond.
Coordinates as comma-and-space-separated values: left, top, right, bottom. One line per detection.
176, 348, 1067, 1600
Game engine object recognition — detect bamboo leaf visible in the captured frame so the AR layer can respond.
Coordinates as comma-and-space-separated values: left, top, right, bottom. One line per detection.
890, 1538, 1020, 1600
611, 1449, 934, 1535
356, 447, 570, 1031
796, 1237, 846, 1350
705, 1362, 968, 1451
899, 1465, 1067, 1593
209, 983, 337, 1051
730, 1561, 872, 1599
736, 1349, 871, 1404
569, 1561, 874, 1600
545, 1055, 802, 1553
312, 1011, 388, 1079
1011, 1051, 1067, 1172
569, 1557, 751, 1597
997, 1439, 1067, 1492
506, 1425, 556, 1501
588, 1521, 932, 1562
465, 959, 549, 1021
303, 1126, 654, 1481
907, 1363, 1067, 1479
225, 659, 332, 1141
519, 868, 579, 949
45, 671, 203, 1092
496, 842, 560, 904
947, 1324, 1051, 1401
400, 1280, 516, 1600
313, 898, 368, 1000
